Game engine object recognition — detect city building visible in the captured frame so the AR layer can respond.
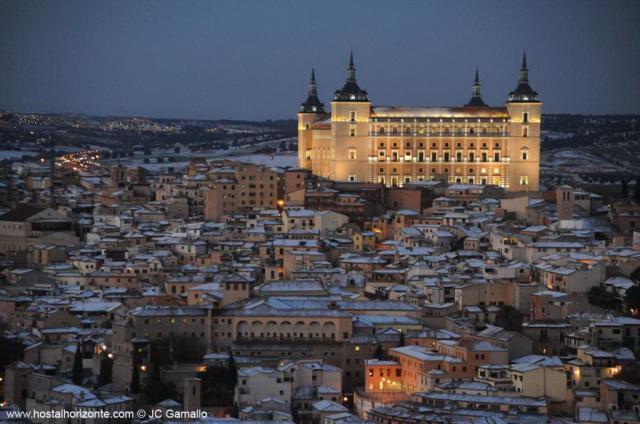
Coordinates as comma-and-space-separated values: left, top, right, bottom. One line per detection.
298, 53, 541, 191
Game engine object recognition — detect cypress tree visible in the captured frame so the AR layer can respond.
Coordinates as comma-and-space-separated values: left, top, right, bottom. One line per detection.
621, 178, 629, 199
633, 178, 640, 203
374, 343, 385, 360
227, 353, 237, 385
72, 342, 83, 385
130, 363, 141, 394
98, 352, 113, 386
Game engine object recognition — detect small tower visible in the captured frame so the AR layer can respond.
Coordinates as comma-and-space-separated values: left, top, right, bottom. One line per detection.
332, 51, 369, 103
556, 185, 574, 221
298, 68, 326, 170
465, 68, 487, 107
299, 68, 324, 114
506, 52, 542, 192
183, 377, 201, 412
330, 51, 372, 182
508, 53, 539, 103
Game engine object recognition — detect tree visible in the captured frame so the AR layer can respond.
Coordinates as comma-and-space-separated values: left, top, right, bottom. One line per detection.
0, 337, 24, 367
621, 178, 629, 199
624, 285, 640, 313
197, 354, 238, 408
230, 402, 239, 418
588, 285, 621, 310
198, 365, 236, 407
142, 360, 177, 403
494, 306, 524, 332
374, 343, 385, 360
398, 332, 405, 347
130, 364, 141, 394
130, 344, 142, 394
227, 353, 237, 383
149, 336, 207, 367
98, 352, 113, 386
72, 342, 83, 385
633, 179, 640, 203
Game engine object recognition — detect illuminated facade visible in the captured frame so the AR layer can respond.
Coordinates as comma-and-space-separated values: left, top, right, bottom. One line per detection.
298, 53, 541, 192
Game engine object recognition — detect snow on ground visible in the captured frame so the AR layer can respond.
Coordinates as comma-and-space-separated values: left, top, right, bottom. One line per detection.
0, 150, 39, 159
544, 149, 603, 166
118, 152, 297, 171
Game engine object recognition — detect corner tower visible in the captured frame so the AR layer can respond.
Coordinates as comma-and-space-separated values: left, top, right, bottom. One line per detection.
330, 52, 372, 182
506, 53, 542, 192
298, 68, 326, 169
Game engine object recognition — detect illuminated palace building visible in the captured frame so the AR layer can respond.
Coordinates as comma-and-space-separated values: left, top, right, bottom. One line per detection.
297, 53, 541, 192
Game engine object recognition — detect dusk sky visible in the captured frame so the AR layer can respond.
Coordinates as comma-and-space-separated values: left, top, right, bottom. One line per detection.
1, 0, 639, 120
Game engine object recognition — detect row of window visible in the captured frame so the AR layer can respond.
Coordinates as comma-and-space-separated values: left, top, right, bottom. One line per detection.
349, 175, 528, 186
348, 126, 530, 137
346, 148, 529, 161
377, 167, 502, 175
350, 111, 529, 124
375, 152, 504, 162
374, 126, 508, 136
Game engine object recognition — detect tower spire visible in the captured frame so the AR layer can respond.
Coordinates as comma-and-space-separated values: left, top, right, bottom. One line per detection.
473, 67, 481, 96
299, 67, 325, 113
333, 51, 369, 102
465, 67, 487, 107
508, 52, 539, 102
347, 51, 356, 83
519, 52, 529, 82
308, 68, 318, 96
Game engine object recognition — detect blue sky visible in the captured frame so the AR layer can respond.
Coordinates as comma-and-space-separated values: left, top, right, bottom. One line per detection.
1, 0, 639, 119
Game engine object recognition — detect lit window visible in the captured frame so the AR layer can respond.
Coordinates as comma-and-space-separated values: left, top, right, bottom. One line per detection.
348, 147, 357, 160
520, 176, 529, 185
348, 174, 356, 182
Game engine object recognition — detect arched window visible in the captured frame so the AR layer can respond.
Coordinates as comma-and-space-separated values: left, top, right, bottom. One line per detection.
521, 148, 529, 160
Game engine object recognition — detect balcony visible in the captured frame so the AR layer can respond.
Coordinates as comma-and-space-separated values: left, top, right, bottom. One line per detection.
368, 131, 510, 138
235, 335, 340, 344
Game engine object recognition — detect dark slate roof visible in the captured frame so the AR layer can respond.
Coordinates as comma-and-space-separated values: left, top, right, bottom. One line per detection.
0, 205, 46, 222
465, 96, 487, 107
300, 95, 325, 114
333, 52, 369, 102
300, 68, 326, 114
465, 68, 488, 107
508, 53, 540, 103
